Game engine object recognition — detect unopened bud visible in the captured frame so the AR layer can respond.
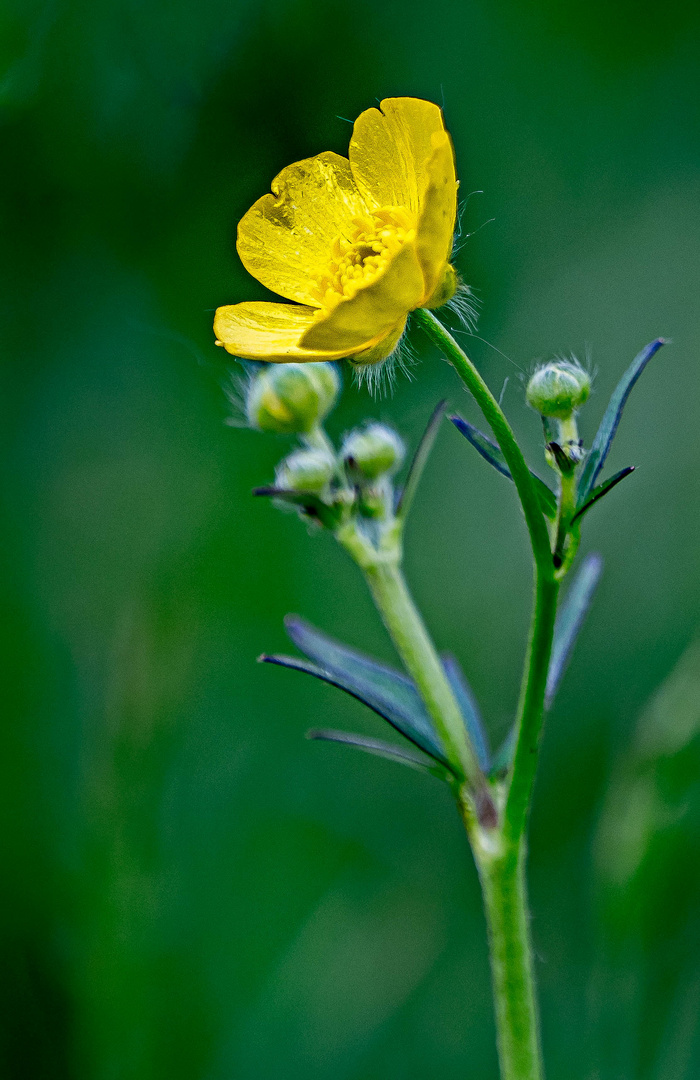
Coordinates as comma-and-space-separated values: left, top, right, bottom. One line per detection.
275, 448, 335, 495
246, 363, 340, 435
341, 423, 405, 481
526, 361, 590, 420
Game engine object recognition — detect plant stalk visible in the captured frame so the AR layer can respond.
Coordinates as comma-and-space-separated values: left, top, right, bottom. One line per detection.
467, 825, 542, 1080
336, 522, 496, 824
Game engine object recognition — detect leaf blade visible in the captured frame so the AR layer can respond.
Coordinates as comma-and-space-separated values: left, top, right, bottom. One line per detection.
450, 415, 558, 519
571, 467, 635, 525
577, 339, 665, 505
545, 553, 603, 708
306, 729, 451, 780
272, 617, 452, 766
395, 399, 448, 518
441, 654, 490, 771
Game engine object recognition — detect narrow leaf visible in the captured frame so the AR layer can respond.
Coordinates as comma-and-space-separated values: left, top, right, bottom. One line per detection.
577, 339, 665, 505
545, 553, 603, 708
450, 415, 558, 519
268, 617, 451, 767
441, 654, 490, 771
307, 729, 451, 780
571, 467, 635, 525
395, 399, 447, 518
490, 725, 517, 776
252, 486, 339, 528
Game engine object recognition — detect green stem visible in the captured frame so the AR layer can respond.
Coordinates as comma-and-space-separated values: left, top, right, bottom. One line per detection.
504, 572, 559, 844
414, 307, 562, 1076
468, 827, 542, 1080
413, 309, 552, 574
337, 523, 496, 824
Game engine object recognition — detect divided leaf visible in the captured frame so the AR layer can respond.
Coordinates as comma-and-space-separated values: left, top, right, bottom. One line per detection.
450, 415, 557, 519
545, 553, 603, 708
306, 729, 451, 781
577, 339, 665, 506
267, 617, 451, 766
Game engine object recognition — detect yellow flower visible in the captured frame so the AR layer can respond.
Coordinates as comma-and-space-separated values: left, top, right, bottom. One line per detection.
214, 97, 459, 367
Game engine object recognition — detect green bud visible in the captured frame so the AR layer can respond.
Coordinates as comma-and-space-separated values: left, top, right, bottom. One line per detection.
246, 363, 340, 434
275, 448, 336, 495
526, 361, 591, 420
341, 423, 405, 481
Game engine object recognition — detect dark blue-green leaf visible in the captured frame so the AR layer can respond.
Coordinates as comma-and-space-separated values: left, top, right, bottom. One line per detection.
306, 729, 451, 781
545, 553, 603, 708
490, 725, 517, 776
571, 467, 635, 525
268, 617, 451, 766
577, 339, 665, 506
450, 415, 557, 519
441, 654, 490, 771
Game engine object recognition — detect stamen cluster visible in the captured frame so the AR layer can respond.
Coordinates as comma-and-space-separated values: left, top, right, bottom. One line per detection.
315, 207, 416, 315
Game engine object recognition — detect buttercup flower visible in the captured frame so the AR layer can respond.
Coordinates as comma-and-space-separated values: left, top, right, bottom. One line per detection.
214, 98, 459, 368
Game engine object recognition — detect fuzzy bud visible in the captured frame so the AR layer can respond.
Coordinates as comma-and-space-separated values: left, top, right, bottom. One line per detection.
275, 448, 336, 495
341, 423, 405, 481
526, 361, 590, 420
246, 363, 340, 435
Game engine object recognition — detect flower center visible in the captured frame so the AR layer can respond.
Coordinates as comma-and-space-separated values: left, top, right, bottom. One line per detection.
315, 207, 416, 314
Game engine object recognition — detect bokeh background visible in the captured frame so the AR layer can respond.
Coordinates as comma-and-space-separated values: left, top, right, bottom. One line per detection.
2, 0, 700, 1077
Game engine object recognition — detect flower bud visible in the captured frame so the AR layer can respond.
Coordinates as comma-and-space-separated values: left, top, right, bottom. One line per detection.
526, 361, 590, 420
341, 423, 405, 481
275, 448, 336, 495
246, 362, 340, 434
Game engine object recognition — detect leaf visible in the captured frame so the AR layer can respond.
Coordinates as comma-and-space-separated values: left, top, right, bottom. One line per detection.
252, 486, 340, 528
577, 339, 665, 506
441, 654, 490, 771
571, 467, 635, 525
490, 725, 517, 776
545, 553, 603, 708
450, 415, 558, 519
395, 399, 447, 518
264, 617, 451, 767
306, 729, 451, 780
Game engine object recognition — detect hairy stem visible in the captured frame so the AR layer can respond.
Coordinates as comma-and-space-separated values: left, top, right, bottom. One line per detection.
468, 825, 542, 1080
337, 523, 495, 823
413, 309, 553, 573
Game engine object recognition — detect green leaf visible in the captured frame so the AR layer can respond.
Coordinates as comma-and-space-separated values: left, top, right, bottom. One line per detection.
571, 466, 635, 525
545, 553, 603, 708
306, 729, 451, 781
264, 617, 452, 768
441, 654, 490, 771
577, 339, 665, 506
450, 415, 558, 519
395, 399, 447, 518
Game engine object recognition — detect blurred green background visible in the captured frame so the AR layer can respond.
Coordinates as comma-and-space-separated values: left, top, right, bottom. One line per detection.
2, 0, 700, 1077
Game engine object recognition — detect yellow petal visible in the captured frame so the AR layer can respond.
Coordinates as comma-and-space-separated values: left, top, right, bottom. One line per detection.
213, 301, 374, 362
348, 98, 448, 217
300, 240, 425, 353
415, 130, 458, 301
236, 152, 369, 306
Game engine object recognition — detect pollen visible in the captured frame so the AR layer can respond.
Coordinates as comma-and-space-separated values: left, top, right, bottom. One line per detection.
314, 207, 416, 314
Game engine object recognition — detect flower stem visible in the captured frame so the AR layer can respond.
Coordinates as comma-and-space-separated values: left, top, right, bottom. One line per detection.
412, 309, 552, 574
336, 522, 496, 824
413, 307, 562, 1077
467, 826, 542, 1080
